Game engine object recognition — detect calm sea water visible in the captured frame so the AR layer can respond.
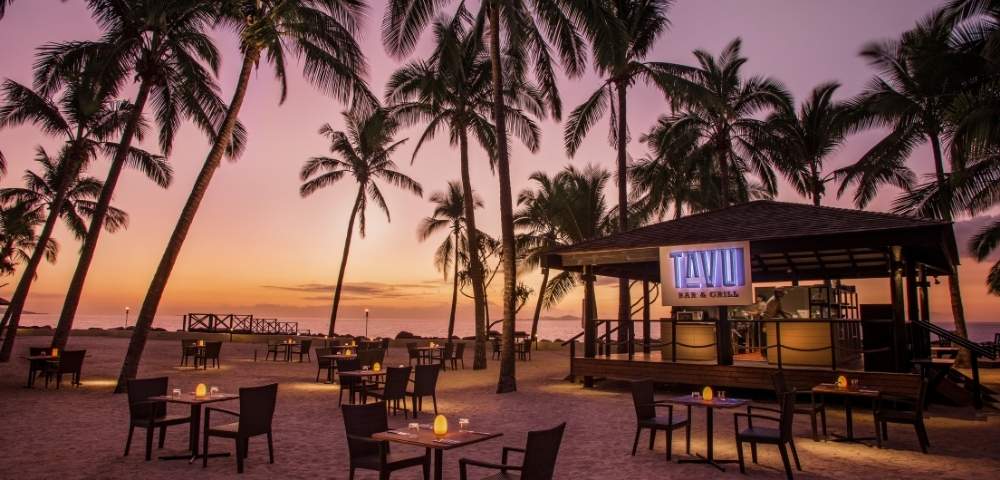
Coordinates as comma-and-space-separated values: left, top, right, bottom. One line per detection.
13, 313, 1000, 343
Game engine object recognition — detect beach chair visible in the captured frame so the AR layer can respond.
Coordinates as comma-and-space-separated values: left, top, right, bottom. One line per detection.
124, 377, 191, 461
341, 402, 429, 480
460, 423, 566, 480
203, 383, 278, 474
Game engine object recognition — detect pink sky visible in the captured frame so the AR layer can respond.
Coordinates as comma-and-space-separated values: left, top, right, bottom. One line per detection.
0, 0, 997, 327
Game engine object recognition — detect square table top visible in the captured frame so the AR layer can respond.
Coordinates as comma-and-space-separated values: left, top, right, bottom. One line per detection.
149, 393, 239, 405
373, 428, 501, 450
26, 355, 58, 361
338, 370, 387, 378
666, 395, 750, 409
320, 354, 358, 361
811, 383, 880, 398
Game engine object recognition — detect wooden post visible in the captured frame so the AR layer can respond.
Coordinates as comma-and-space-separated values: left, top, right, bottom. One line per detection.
642, 281, 651, 355
888, 246, 907, 372
582, 266, 597, 388
717, 306, 734, 366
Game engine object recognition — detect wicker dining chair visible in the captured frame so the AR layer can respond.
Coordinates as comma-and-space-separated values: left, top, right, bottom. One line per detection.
629, 379, 691, 460
264, 341, 281, 361
875, 378, 930, 453
180, 340, 198, 366
449, 342, 466, 370
291, 339, 312, 363
772, 370, 826, 441
338, 358, 363, 406
341, 401, 430, 480
44, 350, 85, 388
406, 342, 421, 365
364, 366, 411, 418
460, 423, 566, 480
28, 347, 51, 387
203, 383, 278, 474
315, 347, 335, 382
734, 391, 801, 480
407, 364, 440, 418
124, 377, 191, 461
195, 341, 223, 369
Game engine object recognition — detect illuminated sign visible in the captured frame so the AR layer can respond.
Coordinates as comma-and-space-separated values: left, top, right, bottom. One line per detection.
659, 241, 753, 306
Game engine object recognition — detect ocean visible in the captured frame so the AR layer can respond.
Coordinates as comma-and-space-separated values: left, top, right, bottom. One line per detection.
12, 313, 1000, 343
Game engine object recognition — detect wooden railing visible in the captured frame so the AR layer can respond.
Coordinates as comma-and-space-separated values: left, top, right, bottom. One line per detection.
912, 319, 996, 409
183, 313, 298, 336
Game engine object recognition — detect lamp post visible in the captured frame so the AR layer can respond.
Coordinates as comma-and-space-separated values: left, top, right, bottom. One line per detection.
125, 307, 130, 328
364, 308, 369, 339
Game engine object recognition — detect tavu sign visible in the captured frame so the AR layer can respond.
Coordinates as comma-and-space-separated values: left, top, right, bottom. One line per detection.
660, 241, 753, 306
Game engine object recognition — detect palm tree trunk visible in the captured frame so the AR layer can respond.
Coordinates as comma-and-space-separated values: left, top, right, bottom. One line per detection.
529, 267, 549, 342
329, 187, 363, 337
113, 50, 258, 392
810, 160, 821, 206
929, 131, 970, 365
718, 146, 730, 208
488, 4, 517, 393
51, 81, 152, 351
0, 144, 84, 362
458, 129, 488, 369
615, 81, 631, 354
446, 228, 460, 341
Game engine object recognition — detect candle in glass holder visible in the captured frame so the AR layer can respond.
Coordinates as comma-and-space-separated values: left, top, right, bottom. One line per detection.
195, 383, 207, 397
51, 347, 59, 358
433, 415, 448, 438
702, 386, 714, 401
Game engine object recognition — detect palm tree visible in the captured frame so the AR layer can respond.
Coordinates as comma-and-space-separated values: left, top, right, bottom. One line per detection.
115, 0, 373, 392
632, 115, 719, 219
0, 199, 55, 278
563, 0, 692, 349
765, 82, 850, 206
0, 66, 142, 361
836, 11, 986, 352
385, 8, 543, 369
417, 181, 482, 341
300, 108, 423, 337
516, 173, 568, 342
667, 38, 792, 208
0, 148, 129, 331
43, 0, 229, 350
385, 0, 595, 393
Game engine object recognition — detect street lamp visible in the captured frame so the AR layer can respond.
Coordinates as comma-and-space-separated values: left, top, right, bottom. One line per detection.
125, 307, 130, 328
364, 308, 370, 339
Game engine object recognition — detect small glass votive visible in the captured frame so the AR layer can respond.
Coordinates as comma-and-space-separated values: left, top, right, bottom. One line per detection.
362, 365, 369, 371
691, 391, 701, 399
458, 418, 470, 431
718, 390, 727, 400
850, 378, 860, 388
210, 386, 220, 397
408, 422, 420, 432
172, 388, 182, 398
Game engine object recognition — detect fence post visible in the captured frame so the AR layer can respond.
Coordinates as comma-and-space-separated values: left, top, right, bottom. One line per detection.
776, 321, 783, 369
830, 320, 837, 370
671, 320, 677, 363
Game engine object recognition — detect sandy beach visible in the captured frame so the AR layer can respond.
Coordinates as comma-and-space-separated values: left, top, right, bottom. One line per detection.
0, 334, 998, 480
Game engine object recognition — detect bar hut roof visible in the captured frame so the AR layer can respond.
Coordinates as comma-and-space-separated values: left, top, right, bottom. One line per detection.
543, 200, 959, 283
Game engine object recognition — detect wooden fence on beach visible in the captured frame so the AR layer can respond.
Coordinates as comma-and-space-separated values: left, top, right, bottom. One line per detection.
183, 313, 298, 335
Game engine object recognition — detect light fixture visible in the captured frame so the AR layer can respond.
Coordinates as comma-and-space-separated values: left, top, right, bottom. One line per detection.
51, 347, 59, 358
836, 375, 848, 388
702, 386, 713, 401
372, 362, 381, 372
195, 383, 207, 397
433, 415, 448, 438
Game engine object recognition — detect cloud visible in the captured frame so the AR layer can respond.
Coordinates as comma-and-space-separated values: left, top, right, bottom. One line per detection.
953, 215, 999, 259
262, 281, 444, 301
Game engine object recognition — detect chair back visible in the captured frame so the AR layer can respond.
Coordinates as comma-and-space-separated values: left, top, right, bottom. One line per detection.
127, 377, 168, 420
443, 342, 455, 360
630, 380, 656, 421
204, 341, 222, 358
520, 423, 566, 480
237, 383, 278, 436
778, 391, 796, 440
342, 401, 389, 460
374, 348, 386, 365
491, 337, 501, 352
455, 342, 465, 359
358, 349, 375, 369
914, 377, 928, 415
381, 338, 390, 350
181, 340, 196, 351
412, 364, 440, 396
338, 358, 362, 386
406, 342, 419, 358
300, 339, 312, 353
316, 347, 333, 367
59, 350, 86, 374
771, 370, 790, 397
522, 338, 532, 353
383, 366, 411, 399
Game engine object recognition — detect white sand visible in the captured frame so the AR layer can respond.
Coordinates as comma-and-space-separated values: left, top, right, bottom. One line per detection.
1, 335, 998, 479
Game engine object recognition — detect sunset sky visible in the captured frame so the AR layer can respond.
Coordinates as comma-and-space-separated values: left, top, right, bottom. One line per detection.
0, 0, 997, 332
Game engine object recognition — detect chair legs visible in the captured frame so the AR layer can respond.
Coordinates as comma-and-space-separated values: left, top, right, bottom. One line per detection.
235, 438, 245, 474
159, 426, 167, 448
665, 427, 673, 460
267, 432, 275, 463
736, 438, 746, 474
778, 443, 793, 480
631, 427, 641, 456
789, 438, 802, 470
145, 425, 154, 461
915, 421, 930, 454
124, 425, 134, 456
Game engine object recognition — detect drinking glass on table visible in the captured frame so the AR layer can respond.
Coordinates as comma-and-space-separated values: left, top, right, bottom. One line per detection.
719, 390, 727, 400
691, 391, 701, 400
172, 388, 182, 398
362, 365, 369, 371
210, 386, 220, 397
459, 418, 470, 431
408, 422, 420, 432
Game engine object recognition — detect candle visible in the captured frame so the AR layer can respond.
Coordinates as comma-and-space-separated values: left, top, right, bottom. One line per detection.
433, 415, 448, 437
195, 383, 207, 397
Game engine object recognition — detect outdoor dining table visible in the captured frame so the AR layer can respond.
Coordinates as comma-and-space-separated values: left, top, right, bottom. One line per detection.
319, 354, 359, 383
373, 426, 501, 480
274, 341, 300, 362
666, 394, 750, 471
415, 346, 444, 364
24, 355, 57, 388
811, 383, 880, 443
148, 392, 239, 462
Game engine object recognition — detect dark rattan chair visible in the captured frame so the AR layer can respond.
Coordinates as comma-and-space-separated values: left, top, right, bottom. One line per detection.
517, 338, 532, 361
28, 347, 51, 387
772, 370, 826, 441
364, 366, 411, 418
407, 364, 440, 418
338, 358, 363, 406
265, 341, 280, 361
441, 343, 455, 371
125, 377, 191, 460
875, 378, 930, 453
460, 423, 566, 480
341, 401, 429, 480
449, 342, 466, 370
629, 379, 690, 460
491, 337, 501, 360
180, 341, 198, 366
406, 342, 421, 365
734, 391, 801, 480
203, 383, 278, 474
44, 349, 85, 388
291, 339, 312, 363
195, 341, 222, 369
315, 347, 334, 382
